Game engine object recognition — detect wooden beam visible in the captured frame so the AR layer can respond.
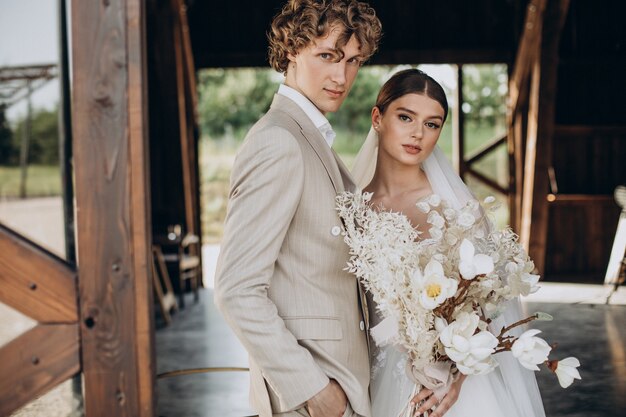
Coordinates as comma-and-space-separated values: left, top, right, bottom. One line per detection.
466, 135, 507, 165
507, 0, 546, 232
127, 0, 157, 414
453, 64, 466, 177
521, 0, 572, 274
71, 0, 154, 415
466, 168, 509, 196
508, 0, 547, 117
0, 324, 80, 416
0, 225, 77, 323
171, 0, 195, 237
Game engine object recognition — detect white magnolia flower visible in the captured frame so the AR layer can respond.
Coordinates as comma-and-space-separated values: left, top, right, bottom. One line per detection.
439, 312, 498, 375
511, 329, 552, 371
459, 239, 494, 280
553, 357, 581, 388
412, 260, 458, 310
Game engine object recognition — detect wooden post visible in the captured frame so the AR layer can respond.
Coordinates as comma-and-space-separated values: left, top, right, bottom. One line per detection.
520, 0, 571, 274
453, 64, 466, 177
507, 0, 546, 233
71, 0, 155, 415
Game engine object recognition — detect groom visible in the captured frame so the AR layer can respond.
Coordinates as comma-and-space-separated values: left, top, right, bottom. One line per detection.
214, 1, 382, 416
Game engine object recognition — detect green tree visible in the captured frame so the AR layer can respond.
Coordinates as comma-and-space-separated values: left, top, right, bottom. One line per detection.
12, 107, 59, 165
0, 105, 15, 164
462, 64, 508, 127
197, 68, 278, 138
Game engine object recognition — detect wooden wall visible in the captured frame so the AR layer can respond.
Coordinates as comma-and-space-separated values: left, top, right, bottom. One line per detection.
543, 0, 626, 282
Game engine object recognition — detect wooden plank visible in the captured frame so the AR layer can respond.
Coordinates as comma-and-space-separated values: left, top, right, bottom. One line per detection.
171, 0, 195, 238
0, 225, 77, 323
0, 324, 80, 416
127, 0, 157, 414
508, 0, 546, 117
507, 0, 546, 233
546, 194, 616, 204
71, 0, 153, 415
554, 125, 626, 136
522, 0, 572, 274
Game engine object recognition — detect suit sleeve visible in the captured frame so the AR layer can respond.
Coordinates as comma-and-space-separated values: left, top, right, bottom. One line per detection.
214, 126, 329, 410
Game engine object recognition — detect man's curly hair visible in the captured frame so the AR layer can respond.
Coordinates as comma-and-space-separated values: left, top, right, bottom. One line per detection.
268, 0, 382, 74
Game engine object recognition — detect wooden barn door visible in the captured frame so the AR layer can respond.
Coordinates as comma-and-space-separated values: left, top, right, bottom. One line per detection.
0, 0, 155, 416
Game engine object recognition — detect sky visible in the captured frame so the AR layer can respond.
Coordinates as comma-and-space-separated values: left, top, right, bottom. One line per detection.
0, 0, 60, 121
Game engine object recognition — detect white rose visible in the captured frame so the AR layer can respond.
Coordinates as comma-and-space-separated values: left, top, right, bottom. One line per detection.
511, 329, 552, 371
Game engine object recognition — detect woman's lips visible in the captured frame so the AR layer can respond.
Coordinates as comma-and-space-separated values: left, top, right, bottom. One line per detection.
324, 88, 344, 98
402, 144, 422, 154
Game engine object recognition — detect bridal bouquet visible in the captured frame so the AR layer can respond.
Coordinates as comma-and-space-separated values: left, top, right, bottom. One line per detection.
336, 191, 581, 397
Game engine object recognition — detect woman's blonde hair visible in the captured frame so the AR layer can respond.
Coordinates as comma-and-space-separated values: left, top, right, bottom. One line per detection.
268, 0, 382, 74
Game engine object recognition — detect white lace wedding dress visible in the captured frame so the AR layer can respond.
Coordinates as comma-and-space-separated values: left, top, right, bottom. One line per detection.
352, 129, 547, 417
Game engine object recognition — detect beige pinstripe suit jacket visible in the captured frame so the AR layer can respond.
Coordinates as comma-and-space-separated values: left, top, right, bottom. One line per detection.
214, 94, 371, 417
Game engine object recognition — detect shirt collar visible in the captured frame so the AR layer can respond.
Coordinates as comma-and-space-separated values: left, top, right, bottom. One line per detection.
278, 84, 335, 148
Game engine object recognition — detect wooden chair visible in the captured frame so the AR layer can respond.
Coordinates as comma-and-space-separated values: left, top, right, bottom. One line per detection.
178, 233, 201, 308
152, 245, 179, 325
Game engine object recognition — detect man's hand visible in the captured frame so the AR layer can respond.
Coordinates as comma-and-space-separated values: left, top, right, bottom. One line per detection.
411, 374, 466, 417
306, 379, 348, 417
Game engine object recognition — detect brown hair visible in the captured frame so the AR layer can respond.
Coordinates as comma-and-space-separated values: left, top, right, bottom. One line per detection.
268, 0, 382, 74
376, 69, 449, 122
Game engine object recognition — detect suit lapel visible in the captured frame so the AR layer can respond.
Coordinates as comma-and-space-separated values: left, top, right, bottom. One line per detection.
332, 149, 356, 192
270, 95, 345, 194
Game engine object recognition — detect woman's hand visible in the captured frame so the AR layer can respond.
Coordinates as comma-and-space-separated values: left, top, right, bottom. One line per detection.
411, 374, 467, 417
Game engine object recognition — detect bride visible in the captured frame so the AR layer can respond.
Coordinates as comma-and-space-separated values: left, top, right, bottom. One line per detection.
351, 69, 547, 417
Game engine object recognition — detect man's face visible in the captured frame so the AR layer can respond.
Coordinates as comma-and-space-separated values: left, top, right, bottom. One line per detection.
285, 26, 362, 114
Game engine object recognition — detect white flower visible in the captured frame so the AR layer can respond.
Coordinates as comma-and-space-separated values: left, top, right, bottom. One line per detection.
427, 211, 445, 229
553, 357, 581, 388
428, 194, 442, 207
457, 212, 475, 228
506, 262, 541, 296
412, 260, 458, 310
459, 239, 494, 280
511, 329, 552, 371
429, 227, 443, 241
416, 201, 431, 213
443, 208, 457, 221
439, 312, 498, 375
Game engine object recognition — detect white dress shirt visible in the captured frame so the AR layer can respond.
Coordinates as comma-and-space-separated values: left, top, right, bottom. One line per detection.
277, 84, 336, 148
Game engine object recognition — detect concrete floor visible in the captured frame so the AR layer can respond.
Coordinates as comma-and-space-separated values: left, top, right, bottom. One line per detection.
155, 289, 626, 417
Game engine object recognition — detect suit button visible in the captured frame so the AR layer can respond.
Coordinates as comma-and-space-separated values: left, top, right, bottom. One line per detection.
331, 226, 341, 236
360, 321, 365, 331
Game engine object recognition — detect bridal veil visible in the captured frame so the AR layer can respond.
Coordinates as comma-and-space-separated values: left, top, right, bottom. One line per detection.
352, 127, 547, 417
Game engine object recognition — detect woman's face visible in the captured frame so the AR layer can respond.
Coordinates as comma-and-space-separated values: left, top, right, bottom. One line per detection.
372, 93, 445, 167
